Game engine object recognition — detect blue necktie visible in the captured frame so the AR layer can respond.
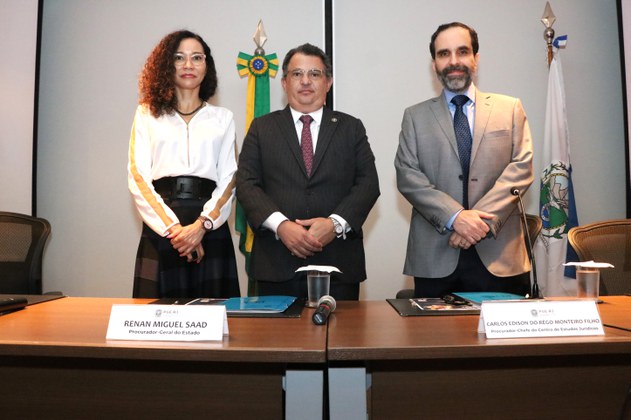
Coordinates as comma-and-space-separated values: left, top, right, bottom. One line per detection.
451, 95, 472, 209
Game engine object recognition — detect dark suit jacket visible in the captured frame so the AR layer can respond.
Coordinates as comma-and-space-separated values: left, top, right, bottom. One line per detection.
236, 106, 380, 283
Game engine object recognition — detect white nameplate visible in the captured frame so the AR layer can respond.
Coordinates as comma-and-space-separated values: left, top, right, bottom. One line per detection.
106, 304, 228, 341
478, 299, 603, 338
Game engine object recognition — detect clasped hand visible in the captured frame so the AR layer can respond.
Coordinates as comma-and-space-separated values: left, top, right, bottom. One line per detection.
168, 222, 205, 263
449, 209, 494, 249
277, 217, 336, 259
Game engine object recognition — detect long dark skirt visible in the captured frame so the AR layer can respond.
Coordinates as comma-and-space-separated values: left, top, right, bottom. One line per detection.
133, 198, 240, 298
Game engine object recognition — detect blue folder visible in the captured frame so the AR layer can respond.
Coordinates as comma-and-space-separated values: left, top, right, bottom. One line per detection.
452, 292, 526, 304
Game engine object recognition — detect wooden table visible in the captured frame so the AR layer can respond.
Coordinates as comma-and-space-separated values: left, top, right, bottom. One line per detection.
327, 297, 631, 419
0, 297, 327, 419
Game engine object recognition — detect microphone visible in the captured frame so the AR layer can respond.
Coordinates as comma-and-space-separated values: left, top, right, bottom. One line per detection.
511, 187, 542, 299
312, 295, 336, 325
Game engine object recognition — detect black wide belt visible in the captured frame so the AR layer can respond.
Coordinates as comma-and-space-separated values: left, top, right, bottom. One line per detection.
153, 176, 216, 200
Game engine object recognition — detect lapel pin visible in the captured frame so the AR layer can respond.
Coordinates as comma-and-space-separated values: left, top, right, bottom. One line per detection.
331, 117, 338, 122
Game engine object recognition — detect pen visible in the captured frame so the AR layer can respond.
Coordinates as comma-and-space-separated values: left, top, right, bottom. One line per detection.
409, 299, 424, 310
185, 298, 201, 305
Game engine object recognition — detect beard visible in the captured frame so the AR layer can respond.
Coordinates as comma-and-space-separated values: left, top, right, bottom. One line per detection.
436, 64, 472, 92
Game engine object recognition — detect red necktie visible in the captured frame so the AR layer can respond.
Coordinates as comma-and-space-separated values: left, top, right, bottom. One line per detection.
300, 115, 314, 176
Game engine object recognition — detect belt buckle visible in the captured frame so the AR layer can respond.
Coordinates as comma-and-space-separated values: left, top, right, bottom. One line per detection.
175, 177, 196, 199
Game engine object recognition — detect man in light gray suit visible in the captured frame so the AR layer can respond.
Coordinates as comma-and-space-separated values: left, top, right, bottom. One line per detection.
395, 22, 534, 297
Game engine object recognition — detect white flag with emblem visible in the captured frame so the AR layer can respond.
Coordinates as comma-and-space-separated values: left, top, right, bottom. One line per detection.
534, 42, 579, 297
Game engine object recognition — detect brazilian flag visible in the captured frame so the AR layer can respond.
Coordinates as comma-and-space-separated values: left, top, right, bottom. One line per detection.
236, 51, 278, 295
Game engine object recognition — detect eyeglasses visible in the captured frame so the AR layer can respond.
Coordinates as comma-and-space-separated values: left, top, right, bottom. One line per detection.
174, 53, 206, 67
286, 68, 325, 81
442, 295, 470, 306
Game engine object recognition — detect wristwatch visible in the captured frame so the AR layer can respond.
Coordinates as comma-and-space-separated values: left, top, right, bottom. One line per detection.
198, 216, 214, 231
329, 217, 343, 237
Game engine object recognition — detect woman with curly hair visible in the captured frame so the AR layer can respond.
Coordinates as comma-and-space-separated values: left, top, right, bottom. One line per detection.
128, 30, 240, 299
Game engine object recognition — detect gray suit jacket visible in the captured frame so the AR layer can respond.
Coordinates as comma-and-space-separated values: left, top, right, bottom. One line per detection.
236, 106, 380, 283
395, 88, 534, 278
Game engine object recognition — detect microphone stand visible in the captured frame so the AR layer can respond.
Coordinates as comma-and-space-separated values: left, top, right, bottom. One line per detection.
511, 188, 542, 299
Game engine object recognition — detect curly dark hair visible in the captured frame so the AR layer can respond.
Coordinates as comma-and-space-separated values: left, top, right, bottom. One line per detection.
139, 30, 217, 117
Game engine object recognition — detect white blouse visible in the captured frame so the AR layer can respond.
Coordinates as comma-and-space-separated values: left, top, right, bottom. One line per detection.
128, 103, 237, 236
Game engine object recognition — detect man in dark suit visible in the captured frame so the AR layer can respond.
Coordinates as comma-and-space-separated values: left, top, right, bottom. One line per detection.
395, 22, 534, 298
236, 43, 380, 300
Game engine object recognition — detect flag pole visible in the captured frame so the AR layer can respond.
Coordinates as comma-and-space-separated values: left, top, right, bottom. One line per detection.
535, 4, 580, 296
236, 21, 279, 295
541, 1, 556, 68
